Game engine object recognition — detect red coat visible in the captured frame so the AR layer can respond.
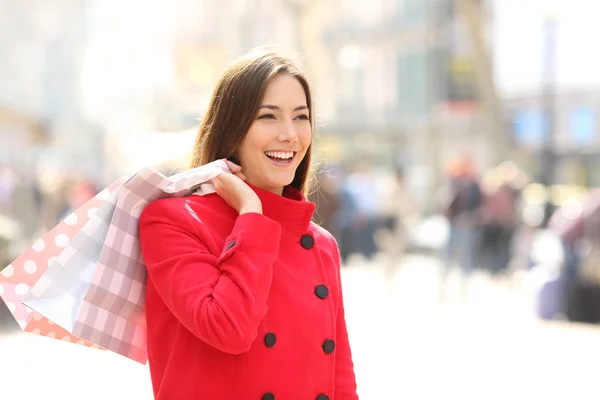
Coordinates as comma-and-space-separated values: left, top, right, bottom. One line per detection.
139, 183, 358, 399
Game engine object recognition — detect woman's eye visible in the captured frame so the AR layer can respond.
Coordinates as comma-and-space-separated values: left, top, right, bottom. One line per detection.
258, 114, 275, 120
295, 114, 309, 120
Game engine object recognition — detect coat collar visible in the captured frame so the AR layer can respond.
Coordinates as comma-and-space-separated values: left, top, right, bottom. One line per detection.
246, 183, 315, 232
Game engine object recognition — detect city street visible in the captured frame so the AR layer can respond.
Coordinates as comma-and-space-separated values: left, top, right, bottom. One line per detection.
3, 1, 600, 399
1, 255, 599, 399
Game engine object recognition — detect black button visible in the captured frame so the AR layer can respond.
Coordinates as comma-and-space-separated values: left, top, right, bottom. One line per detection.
322, 339, 335, 354
300, 234, 314, 249
262, 393, 275, 400
264, 332, 276, 347
316, 395, 329, 400
226, 241, 236, 250
315, 285, 329, 299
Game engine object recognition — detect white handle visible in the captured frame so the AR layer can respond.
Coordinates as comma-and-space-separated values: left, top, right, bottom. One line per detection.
162, 159, 230, 195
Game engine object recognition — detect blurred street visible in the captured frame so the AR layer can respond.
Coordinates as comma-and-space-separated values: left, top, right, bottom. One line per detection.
3, 0, 600, 398
2, 254, 599, 400
343, 255, 600, 400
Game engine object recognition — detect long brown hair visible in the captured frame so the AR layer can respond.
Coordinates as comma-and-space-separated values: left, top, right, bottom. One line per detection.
190, 51, 314, 195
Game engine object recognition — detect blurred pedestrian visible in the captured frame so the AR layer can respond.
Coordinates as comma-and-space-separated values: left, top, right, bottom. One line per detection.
439, 155, 482, 299
341, 163, 380, 262
380, 167, 419, 276
309, 167, 342, 240
548, 189, 600, 323
479, 162, 520, 276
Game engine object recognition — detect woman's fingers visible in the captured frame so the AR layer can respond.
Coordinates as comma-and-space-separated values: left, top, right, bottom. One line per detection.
224, 159, 242, 172
213, 171, 245, 184
223, 159, 245, 180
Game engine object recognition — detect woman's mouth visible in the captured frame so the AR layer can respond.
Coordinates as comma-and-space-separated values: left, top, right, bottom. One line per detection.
264, 150, 295, 166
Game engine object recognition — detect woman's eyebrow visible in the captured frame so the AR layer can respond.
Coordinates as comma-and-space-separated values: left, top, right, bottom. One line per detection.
260, 105, 308, 111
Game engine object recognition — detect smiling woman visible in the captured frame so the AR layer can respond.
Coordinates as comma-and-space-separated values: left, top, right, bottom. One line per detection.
190, 51, 315, 196
235, 73, 312, 195
138, 50, 359, 400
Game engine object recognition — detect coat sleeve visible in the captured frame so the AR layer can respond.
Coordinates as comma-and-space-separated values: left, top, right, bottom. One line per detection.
139, 199, 282, 355
330, 236, 359, 399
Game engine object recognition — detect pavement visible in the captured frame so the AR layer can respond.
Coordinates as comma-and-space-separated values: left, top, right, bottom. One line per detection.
343, 254, 600, 399
1, 254, 599, 399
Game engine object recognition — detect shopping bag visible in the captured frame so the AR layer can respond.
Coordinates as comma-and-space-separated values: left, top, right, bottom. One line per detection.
0, 179, 124, 348
23, 159, 229, 363
23, 183, 123, 338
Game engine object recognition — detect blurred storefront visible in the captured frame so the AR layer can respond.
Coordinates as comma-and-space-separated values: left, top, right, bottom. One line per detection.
507, 89, 600, 188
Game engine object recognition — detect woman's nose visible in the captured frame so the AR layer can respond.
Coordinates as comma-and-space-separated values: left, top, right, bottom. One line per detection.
279, 119, 298, 142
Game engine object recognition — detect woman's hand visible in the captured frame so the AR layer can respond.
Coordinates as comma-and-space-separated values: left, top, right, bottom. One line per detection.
212, 160, 262, 215
224, 160, 247, 181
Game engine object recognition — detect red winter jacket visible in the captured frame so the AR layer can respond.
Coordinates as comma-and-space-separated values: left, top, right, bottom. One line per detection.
138, 183, 358, 400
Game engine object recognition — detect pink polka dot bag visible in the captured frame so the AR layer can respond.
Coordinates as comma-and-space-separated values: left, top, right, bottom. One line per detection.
0, 160, 228, 364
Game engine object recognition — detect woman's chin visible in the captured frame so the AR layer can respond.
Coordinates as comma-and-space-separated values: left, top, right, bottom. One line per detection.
264, 174, 295, 191
246, 169, 297, 193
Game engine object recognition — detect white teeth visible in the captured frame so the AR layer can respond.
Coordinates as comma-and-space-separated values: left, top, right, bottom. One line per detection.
265, 151, 294, 160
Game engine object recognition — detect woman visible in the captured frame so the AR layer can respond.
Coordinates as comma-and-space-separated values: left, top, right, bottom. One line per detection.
139, 51, 358, 399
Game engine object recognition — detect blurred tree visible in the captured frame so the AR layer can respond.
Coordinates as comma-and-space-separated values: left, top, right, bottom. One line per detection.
455, 0, 509, 165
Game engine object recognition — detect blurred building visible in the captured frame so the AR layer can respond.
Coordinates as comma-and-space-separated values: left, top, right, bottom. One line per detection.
316, 0, 495, 206
0, 0, 104, 181
82, 0, 307, 178
1, 0, 311, 181
507, 89, 600, 187
5, 0, 599, 196
494, 0, 600, 190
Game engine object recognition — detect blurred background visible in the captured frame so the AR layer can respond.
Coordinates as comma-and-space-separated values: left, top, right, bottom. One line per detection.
2, 0, 600, 398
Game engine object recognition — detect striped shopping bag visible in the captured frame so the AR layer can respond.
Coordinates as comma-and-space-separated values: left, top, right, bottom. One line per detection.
22, 159, 229, 363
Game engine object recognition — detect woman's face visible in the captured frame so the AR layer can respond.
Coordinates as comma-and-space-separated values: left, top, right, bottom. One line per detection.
236, 73, 312, 195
